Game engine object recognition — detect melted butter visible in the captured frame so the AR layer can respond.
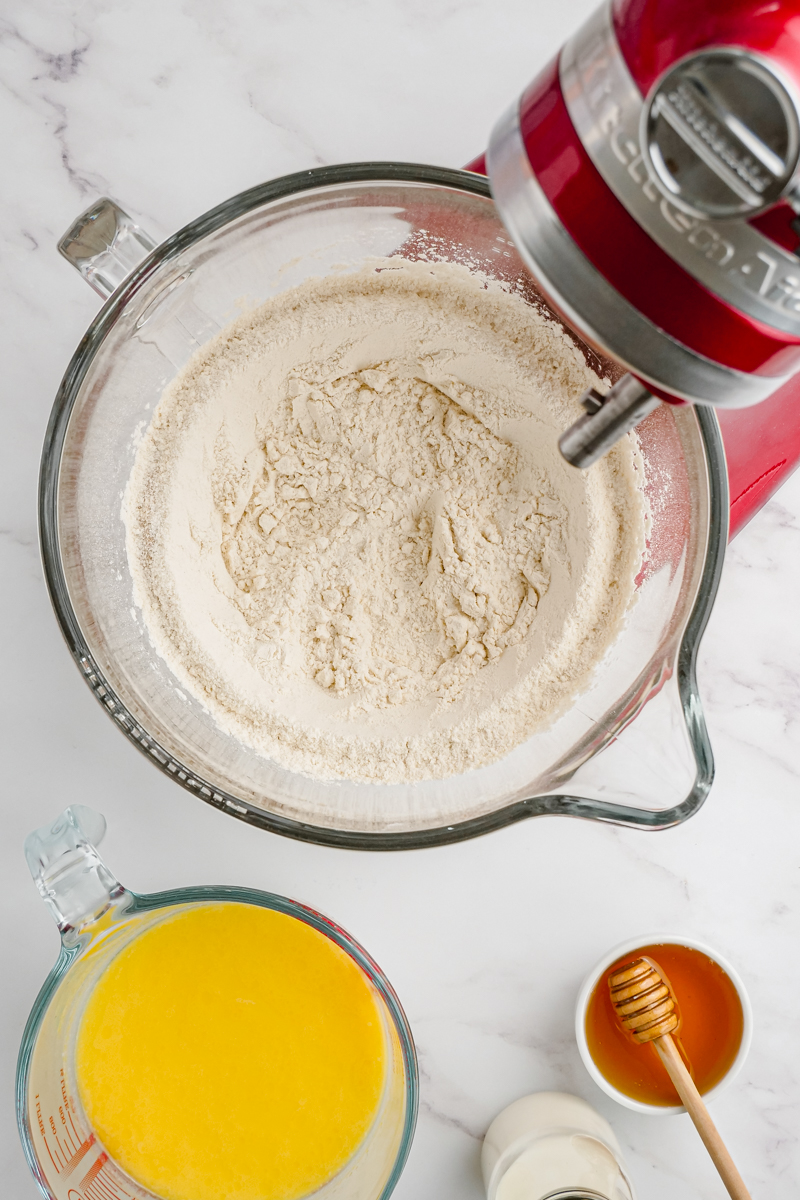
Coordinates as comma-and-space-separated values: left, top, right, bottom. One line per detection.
75, 902, 386, 1200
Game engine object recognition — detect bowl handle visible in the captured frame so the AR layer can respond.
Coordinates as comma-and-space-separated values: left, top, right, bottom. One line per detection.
57, 197, 157, 299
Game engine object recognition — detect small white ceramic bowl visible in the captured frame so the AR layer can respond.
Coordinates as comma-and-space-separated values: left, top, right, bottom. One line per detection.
575, 933, 753, 1116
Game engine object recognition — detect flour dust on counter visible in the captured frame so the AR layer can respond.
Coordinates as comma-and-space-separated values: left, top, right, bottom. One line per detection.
124, 258, 647, 783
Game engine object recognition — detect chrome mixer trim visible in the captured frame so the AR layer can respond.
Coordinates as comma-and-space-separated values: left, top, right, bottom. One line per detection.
487, 102, 780, 406
560, 0, 800, 338
642, 47, 800, 220
559, 376, 662, 468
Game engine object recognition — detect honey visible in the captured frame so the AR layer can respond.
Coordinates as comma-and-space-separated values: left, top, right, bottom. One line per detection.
585, 943, 744, 1106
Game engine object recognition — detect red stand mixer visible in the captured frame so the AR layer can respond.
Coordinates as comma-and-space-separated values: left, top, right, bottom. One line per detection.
43, 3, 800, 840
468, 0, 800, 534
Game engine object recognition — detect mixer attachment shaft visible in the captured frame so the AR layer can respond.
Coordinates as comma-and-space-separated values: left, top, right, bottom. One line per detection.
558, 374, 661, 468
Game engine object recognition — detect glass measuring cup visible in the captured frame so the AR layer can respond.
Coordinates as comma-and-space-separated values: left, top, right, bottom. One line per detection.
16, 806, 417, 1200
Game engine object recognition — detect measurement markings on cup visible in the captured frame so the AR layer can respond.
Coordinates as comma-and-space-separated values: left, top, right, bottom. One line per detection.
64, 1132, 96, 1176
34, 1087, 134, 1200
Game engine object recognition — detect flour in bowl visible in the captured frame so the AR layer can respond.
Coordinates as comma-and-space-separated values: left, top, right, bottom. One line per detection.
124, 259, 646, 782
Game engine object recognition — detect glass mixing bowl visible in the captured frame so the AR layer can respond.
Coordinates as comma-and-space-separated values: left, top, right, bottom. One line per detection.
17, 806, 417, 1200
41, 164, 727, 847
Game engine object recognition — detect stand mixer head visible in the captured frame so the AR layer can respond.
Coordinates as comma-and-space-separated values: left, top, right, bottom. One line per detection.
486, 0, 800, 467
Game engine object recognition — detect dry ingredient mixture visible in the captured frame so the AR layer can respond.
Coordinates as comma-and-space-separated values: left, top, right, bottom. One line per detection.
124, 259, 646, 783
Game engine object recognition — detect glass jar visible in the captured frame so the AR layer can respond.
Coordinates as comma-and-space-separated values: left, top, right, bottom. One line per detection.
482, 1093, 634, 1200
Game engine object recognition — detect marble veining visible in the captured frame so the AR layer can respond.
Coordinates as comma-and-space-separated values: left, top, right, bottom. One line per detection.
2, 1, 799, 1197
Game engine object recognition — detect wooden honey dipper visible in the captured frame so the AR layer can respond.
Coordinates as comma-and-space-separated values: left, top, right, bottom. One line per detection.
609, 957, 751, 1200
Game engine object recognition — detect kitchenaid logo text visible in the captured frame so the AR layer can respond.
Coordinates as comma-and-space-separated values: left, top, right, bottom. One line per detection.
569, 36, 800, 317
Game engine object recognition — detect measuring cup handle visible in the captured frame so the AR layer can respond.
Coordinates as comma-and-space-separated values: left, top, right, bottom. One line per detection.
24, 806, 125, 936
58, 197, 157, 299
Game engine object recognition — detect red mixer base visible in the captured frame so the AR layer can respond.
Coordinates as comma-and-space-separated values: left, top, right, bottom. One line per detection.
717, 389, 799, 536
464, 155, 800, 538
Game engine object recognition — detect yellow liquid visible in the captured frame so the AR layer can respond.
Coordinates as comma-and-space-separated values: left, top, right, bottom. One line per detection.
75, 903, 387, 1200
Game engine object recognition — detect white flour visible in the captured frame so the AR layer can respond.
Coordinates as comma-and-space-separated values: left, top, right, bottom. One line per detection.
124, 259, 646, 782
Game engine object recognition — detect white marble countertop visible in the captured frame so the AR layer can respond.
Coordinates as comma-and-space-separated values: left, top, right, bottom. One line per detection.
2, 1, 800, 1196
